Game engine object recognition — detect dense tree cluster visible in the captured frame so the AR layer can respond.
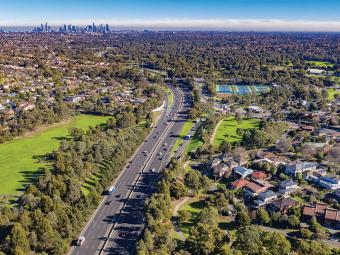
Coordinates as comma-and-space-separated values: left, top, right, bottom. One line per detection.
0, 99, 73, 143
242, 121, 288, 148
0, 90, 162, 254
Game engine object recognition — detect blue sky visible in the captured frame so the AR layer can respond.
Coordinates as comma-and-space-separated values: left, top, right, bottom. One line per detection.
1, 0, 340, 31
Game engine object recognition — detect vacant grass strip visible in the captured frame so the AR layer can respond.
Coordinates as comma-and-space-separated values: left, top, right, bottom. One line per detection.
185, 137, 204, 154
212, 117, 260, 147
0, 115, 110, 196
151, 110, 162, 126
162, 85, 174, 109
172, 120, 195, 152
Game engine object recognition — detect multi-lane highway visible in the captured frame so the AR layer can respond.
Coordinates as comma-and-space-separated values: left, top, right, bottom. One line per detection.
69, 84, 192, 255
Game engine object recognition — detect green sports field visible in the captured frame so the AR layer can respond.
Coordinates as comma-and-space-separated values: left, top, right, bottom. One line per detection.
0, 115, 110, 196
212, 117, 260, 147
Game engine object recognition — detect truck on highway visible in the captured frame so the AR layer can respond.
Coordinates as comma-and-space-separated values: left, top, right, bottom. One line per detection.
107, 185, 116, 195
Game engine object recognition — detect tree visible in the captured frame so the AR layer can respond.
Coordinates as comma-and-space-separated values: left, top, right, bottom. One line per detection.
234, 226, 262, 255
199, 207, 219, 226
7, 223, 31, 254
256, 208, 270, 225
219, 140, 232, 154
178, 210, 191, 223
261, 231, 291, 255
236, 128, 244, 137
186, 223, 225, 255
301, 144, 317, 160
184, 170, 201, 193
326, 146, 340, 167
299, 228, 313, 239
275, 138, 292, 153
296, 239, 331, 255
287, 215, 300, 228
235, 211, 251, 228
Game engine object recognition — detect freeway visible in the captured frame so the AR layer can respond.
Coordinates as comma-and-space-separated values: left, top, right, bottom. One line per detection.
69, 84, 192, 255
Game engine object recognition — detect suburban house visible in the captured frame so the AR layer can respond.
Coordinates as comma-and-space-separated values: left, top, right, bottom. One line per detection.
212, 163, 230, 178
231, 179, 249, 189
64, 95, 85, 103
285, 161, 318, 176
208, 158, 222, 168
254, 190, 278, 207
234, 166, 253, 179
267, 197, 299, 214
251, 171, 268, 180
302, 202, 340, 228
278, 180, 300, 196
244, 180, 272, 197
319, 176, 340, 190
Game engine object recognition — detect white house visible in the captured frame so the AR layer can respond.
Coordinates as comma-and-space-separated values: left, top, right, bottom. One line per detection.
278, 180, 300, 196
285, 161, 317, 176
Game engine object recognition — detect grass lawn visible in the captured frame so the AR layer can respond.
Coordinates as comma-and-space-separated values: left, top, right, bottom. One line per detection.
0, 115, 110, 196
172, 120, 195, 152
306, 60, 334, 68
212, 117, 260, 147
178, 197, 205, 237
327, 88, 339, 100
293, 195, 306, 203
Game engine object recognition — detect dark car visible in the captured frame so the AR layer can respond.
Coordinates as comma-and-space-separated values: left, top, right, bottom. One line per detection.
105, 201, 112, 205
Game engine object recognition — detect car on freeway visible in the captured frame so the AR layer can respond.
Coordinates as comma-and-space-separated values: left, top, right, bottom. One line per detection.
151, 168, 156, 172
115, 193, 121, 198
105, 201, 112, 205
76, 236, 85, 246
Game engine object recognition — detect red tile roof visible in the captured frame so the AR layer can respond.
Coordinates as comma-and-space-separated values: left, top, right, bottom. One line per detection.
252, 171, 268, 180
231, 179, 249, 189
246, 181, 268, 193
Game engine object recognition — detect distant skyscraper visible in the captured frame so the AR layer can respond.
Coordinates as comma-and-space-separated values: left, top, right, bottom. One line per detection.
105, 24, 110, 33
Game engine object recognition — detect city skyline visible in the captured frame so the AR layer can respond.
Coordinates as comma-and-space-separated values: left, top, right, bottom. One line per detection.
1, 0, 340, 31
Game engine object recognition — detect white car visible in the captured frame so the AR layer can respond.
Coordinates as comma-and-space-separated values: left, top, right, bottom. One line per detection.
76, 236, 85, 246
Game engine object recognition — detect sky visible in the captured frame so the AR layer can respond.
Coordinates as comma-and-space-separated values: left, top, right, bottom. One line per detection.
1, 0, 340, 31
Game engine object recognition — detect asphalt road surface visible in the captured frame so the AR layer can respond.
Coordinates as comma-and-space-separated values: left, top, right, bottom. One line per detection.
69, 84, 192, 255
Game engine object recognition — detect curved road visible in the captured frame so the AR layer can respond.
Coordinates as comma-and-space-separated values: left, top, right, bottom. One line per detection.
69, 84, 192, 255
